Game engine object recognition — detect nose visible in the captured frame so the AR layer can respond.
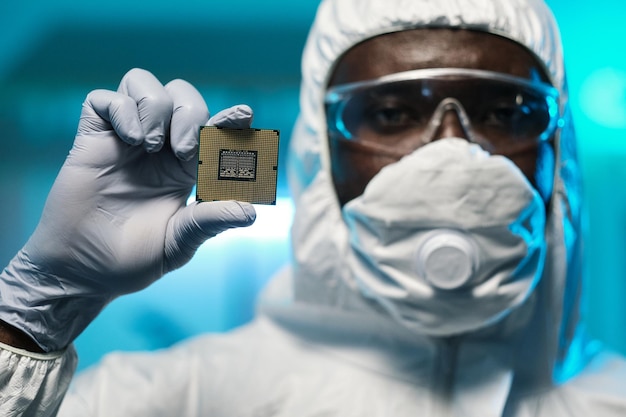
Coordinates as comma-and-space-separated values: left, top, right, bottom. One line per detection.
431, 109, 471, 141
422, 98, 476, 145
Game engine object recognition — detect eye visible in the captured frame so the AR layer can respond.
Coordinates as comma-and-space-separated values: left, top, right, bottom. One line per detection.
364, 100, 422, 133
481, 94, 546, 135
485, 104, 532, 125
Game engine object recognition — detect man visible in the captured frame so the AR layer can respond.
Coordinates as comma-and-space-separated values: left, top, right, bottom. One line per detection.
1, 0, 625, 415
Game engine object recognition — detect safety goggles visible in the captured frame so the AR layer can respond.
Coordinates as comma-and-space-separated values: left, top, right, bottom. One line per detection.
325, 68, 561, 155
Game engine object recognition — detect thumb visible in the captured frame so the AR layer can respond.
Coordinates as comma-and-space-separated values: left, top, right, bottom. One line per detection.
164, 201, 256, 272
207, 104, 254, 129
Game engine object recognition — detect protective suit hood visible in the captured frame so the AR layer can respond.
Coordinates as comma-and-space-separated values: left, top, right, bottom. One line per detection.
260, 0, 590, 394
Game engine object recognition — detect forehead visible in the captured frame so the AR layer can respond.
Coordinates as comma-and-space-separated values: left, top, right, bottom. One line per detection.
328, 28, 549, 86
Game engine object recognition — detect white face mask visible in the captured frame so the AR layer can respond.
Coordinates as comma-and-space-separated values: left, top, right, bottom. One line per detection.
342, 138, 547, 336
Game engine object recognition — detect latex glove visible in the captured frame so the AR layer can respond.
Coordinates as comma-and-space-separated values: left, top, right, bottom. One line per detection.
0, 68, 256, 352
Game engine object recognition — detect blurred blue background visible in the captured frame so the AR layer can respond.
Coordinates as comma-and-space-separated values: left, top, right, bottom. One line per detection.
1, 0, 625, 371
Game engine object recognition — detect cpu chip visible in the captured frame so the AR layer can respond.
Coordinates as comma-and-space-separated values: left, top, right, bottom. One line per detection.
196, 126, 279, 205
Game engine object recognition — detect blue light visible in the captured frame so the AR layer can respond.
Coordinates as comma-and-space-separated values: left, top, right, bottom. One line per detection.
578, 67, 626, 129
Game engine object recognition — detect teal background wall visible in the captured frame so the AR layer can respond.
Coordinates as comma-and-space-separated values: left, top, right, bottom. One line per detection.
1, 1, 625, 371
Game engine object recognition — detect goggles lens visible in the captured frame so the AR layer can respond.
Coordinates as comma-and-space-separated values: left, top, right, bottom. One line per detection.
325, 68, 560, 154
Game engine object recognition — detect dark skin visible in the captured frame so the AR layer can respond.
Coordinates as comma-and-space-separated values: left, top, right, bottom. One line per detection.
328, 28, 553, 206
0, 320, 44, 352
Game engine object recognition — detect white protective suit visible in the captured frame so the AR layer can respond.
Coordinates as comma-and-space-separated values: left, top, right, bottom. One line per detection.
2, 0, 626, 416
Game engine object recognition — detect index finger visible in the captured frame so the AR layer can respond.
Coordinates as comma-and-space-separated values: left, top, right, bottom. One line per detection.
117, 68, 173, 153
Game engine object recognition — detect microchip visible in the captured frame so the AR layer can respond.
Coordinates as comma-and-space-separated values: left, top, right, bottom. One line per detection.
196, 126, 280, 205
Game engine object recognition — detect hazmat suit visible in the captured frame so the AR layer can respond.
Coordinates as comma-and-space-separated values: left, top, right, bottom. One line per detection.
1, 0, 626, 416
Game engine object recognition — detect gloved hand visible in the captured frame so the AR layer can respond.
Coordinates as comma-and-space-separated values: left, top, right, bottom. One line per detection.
0, 68, 256, 352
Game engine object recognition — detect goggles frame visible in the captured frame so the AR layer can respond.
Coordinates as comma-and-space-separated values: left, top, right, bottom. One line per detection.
325, 68, 562, 150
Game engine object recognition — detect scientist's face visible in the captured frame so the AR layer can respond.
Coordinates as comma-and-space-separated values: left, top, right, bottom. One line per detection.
327, 28, 554, 206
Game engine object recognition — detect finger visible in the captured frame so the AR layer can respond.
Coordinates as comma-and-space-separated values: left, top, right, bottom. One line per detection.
207, 104, 254, 129
80, 89, 145, 145
117, 68, 173, 153
164, 79, 209, 161
192, 200, 256, 236
164, 201, 256, 271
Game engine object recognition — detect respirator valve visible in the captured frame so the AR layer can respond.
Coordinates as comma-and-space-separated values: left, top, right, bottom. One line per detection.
415, 230, 479, 290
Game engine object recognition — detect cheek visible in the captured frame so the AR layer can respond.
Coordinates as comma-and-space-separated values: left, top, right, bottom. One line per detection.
510, 152, 538, 183
533, 142, 555, 202
330, 138, 400, 206
506, 143, 553, 202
